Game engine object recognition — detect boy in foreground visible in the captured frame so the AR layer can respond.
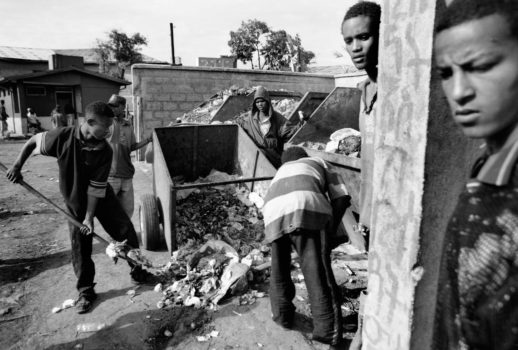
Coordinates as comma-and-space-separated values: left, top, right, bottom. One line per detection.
6, 101, 152, 314
434, 0, 518, 348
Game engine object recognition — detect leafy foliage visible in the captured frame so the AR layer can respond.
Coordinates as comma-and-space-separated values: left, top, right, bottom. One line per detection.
228, 19, 270, 69
96, 30, 148, 79
228, 20, 314, 71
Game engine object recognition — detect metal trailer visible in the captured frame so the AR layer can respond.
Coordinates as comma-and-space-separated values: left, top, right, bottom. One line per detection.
210, 90, 303, 123
139, 124, 277, 254
287, 87, 365, 249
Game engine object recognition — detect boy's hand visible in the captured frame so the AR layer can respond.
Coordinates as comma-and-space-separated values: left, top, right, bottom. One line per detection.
6, 165, 22, 183
81, 218, 94, 235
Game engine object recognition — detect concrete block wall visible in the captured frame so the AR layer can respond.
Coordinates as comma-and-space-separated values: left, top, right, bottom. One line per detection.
131, 64, 335, 133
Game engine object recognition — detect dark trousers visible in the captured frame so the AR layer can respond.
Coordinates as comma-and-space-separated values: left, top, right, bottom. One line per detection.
270, 229, 342, 344
68, 185, 139, 296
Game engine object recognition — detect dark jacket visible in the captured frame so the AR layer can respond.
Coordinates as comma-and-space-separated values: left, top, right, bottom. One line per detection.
238, 86, 301, 168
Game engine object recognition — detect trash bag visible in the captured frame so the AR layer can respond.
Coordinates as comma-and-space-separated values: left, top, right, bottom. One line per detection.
210, 262, 250, 304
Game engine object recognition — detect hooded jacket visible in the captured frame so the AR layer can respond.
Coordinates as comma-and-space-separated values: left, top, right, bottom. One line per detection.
238, 86, 301, 168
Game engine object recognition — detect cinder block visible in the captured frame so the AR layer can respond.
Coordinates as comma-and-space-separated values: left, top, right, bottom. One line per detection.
154, 95, 171, 102
163, 102, 178, 110
170, 93, 186, 102
145, 120, 164, 129
179, 102, 196, 110
185, 94, 204, 102
153, 111, 170, 119
144, 101, 162, 110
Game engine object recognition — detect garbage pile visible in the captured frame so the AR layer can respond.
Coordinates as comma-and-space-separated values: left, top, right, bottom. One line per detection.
181, 86, 255, 124
179, 86, 300, 124
154, 172, 271, 310
295, 128, 362, 158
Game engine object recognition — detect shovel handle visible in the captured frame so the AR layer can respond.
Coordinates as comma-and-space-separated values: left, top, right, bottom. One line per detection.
0, 161, 109, 245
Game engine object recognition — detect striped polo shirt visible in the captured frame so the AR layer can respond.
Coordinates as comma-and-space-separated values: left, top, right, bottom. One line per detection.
34, 126, 112, 217
262, 157, 350, 243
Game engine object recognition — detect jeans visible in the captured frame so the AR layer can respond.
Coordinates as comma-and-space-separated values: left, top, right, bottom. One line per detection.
270, 229, 342, 344
68, 185, 139, 296
108, 176, 134, 218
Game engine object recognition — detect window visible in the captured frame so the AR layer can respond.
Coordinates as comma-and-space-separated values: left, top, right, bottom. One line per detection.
26, 86, 46, 96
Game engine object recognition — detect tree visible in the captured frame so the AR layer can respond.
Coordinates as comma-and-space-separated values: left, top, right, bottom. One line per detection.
96, 30, 148, 79
228, 19, 270, 69
261, 31, 315, 72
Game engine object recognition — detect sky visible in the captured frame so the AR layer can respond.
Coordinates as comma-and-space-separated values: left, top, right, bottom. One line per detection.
1, 0, 356, 68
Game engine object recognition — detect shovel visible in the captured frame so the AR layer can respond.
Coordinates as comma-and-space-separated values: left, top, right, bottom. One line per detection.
0, 161, 145, 267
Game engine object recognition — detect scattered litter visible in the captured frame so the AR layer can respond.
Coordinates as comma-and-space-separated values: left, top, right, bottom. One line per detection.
76, 323, 105, 333
164, 329, 173, 337
257, 343, 264, 348
209, 330, 219, 338
50, 298, 76, 314
197, 335, 210, 342
232, 310, 242, 316
0, 307, 11, 316
154, 283, 163, 293
74, 344, 83, 349
296, 295, 305, 301
146, 315, 151, 319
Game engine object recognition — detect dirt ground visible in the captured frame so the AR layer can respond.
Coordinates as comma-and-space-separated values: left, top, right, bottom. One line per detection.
0, 139, 365, 350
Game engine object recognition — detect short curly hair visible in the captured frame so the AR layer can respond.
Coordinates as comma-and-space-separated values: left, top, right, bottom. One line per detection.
436, 0, 518, 38
85, 101, 114, 121
343, 1, 382, 33
281, 147, 309, 164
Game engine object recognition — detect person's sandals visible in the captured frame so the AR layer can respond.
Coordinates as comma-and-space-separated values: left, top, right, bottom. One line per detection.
76, 293, 97, 314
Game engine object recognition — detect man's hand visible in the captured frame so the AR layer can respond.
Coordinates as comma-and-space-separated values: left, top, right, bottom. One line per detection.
81, 217, 94, 235
6, 165, 22, 183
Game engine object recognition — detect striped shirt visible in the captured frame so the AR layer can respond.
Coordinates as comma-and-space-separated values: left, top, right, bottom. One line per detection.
33, 126, 112, 216
262, 157, 350, 243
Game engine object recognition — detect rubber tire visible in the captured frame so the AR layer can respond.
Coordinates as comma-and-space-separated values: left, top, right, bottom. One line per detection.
139, 194, 160, 251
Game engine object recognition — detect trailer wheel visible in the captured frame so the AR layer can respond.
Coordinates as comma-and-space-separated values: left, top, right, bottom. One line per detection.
139, 194, 160, 250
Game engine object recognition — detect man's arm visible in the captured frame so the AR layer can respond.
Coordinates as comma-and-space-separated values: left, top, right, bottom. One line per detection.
130, 135, 152, 152
6, 135, 37, 183
81, 195, 99, 235
330, 196, 351, 234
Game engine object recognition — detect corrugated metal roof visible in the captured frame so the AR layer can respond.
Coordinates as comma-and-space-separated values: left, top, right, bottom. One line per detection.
0, 46, 54, 61
0, 46, 167, 64
0, 66, 130, 85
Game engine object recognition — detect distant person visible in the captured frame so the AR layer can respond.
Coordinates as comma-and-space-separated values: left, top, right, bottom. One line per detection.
26, 107, 43, 133
434, 0, 518, 349
263, 147, 350, 347
107, 94, 152, 218
1, 100, 9, 137
6, 101, 154, 314
51, 104, 67, 128
64, 104, 76, 127
237, 86, 304, 168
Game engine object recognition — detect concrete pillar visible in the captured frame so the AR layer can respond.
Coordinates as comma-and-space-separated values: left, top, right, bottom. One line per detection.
361, 1, 481, 349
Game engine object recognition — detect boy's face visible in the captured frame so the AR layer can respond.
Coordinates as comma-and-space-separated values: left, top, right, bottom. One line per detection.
435, 14, 518, 140
342, 15, 378, 70
87, 114, 113, 141
111, 103, 125, 119
255, 98, 268, 113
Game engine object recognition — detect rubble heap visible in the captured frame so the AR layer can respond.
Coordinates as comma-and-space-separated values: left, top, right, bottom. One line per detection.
155, 183, 270, 310
179, 86, 300, 124
181, 87, 255, 124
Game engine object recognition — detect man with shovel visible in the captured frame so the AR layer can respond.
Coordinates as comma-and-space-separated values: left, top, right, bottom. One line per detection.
6, 101, 153, 314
